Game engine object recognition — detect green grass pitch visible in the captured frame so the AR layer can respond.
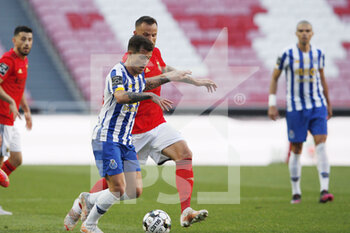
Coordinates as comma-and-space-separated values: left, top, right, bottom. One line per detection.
0, 165, 349, 232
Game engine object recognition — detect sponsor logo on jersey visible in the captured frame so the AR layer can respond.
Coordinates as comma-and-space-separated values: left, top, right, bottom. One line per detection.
109, 159, 118, 169
0, 63, 9, 76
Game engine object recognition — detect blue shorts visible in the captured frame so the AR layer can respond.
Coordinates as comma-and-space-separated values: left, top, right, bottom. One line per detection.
286, 106, 328, 143
91, 140, 141, 178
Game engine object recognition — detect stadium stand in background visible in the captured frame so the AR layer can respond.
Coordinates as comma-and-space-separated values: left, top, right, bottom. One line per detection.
2, 0, 350, 113
0, 0, 86, 113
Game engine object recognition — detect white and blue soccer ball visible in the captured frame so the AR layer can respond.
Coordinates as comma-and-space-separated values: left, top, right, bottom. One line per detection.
142, 209, 171, 233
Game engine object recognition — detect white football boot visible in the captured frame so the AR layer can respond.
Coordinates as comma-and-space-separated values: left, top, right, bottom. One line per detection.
80, 192, 93, 222
80, 222, 103, 233
0, 206, 12, 215
64, 197, 82, 230
180, 207, 208, 227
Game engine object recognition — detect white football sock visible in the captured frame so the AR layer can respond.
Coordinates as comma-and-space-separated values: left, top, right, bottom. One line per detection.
316, 143, 330, 192
86, 189, 119, 225
289, 152, 302, 195
88, 189, 110, 204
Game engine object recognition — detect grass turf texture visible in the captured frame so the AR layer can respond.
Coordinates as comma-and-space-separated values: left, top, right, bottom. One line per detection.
0, 165, 349, 233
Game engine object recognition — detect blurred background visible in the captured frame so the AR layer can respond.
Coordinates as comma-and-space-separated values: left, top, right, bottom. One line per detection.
0, 0, 349, 165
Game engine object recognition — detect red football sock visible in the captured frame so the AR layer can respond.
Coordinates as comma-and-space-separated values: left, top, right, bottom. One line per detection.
89, 178, 108, 193
1, 160, 16, 176
176, 159, 194, 213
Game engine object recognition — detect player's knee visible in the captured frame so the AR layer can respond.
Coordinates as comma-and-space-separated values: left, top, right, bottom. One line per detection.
180, 148, 192, 160
109, 183, 126, 197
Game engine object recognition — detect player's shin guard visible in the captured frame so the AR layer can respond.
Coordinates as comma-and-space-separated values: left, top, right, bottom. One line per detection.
90, 178, 108, 193
288, 152, 301, 195
85, 190, 119, 225
1, 160, 16, 176
176, 159, 194, 213
316, 143, 330, 192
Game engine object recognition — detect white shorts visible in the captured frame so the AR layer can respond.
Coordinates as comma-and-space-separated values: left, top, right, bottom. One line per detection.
0, 124, 21, 157
132, 123, 184, 165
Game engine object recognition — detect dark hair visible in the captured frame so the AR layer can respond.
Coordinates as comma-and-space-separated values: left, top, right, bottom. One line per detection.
14, 26, 32, 36
128, 35, 154, 53
135, 16, 158, 28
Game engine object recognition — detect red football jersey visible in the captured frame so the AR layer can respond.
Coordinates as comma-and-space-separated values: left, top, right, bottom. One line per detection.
122, 47, 167, 134
0, 49, 28, 125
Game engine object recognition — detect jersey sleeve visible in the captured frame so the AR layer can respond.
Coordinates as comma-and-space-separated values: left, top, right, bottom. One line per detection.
318, 49, 325, 69
155, 48, 166, 69
275, 49, 288, 70
108, 68, 126, 94
0, 57, 14, 82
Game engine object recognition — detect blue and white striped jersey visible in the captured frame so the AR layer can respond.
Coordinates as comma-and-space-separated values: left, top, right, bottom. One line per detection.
92, 62, 146, 145
276, 44, 327, 112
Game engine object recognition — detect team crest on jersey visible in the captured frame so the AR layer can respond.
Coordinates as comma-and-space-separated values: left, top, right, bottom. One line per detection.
109, 159, 118, 169
0, 63, 9, 76
145, 68, 150, 73
18, 68, 23, 74
289, 130, 295, 139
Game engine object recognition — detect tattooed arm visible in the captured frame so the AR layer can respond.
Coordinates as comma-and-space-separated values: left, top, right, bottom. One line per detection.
144, 70, 192, 91
114, 90, 173, 111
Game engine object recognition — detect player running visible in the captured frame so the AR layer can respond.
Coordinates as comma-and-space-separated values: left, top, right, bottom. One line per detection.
64, 16, 215, 231
268, 20, 334, 204
0, 26, 33, 190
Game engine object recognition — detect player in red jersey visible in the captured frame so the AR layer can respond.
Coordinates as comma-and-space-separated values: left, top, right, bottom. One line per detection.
0, 26, 33, 190
64, 16, 216, 230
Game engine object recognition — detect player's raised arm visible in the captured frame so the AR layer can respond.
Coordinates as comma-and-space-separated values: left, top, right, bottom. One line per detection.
144, 70, 191, 91
268, 68, 282, 121
162, 65, 217, 92
114, 90, 173, 111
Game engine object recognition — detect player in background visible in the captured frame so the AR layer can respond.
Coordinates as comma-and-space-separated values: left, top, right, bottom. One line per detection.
64, 16, 215, 230
0, 26, 33, 190
268, 20, 334, 204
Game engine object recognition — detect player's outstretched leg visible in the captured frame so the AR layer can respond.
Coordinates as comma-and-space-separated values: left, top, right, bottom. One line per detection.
64, 196, 82, 231
0, 168, 9, 188
319, 190, 334, 203
176, 159, 208, 227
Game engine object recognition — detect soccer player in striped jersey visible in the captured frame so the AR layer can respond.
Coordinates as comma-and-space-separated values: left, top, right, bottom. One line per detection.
65, 16, 214, 231
69, 35, 194, 233
268, 20, 334, 204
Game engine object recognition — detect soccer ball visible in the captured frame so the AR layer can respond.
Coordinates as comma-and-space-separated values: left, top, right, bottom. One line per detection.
142, 209, 171, 233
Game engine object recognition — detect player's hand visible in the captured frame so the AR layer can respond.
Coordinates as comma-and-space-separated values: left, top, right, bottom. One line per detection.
327, 104, 333, 120
24, 111, 32, 130
166, 70, 192, 82
268, 106, 279, 121
9, 102, 21, 120
150, 93, 173, 111
193, 79, 217, 92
